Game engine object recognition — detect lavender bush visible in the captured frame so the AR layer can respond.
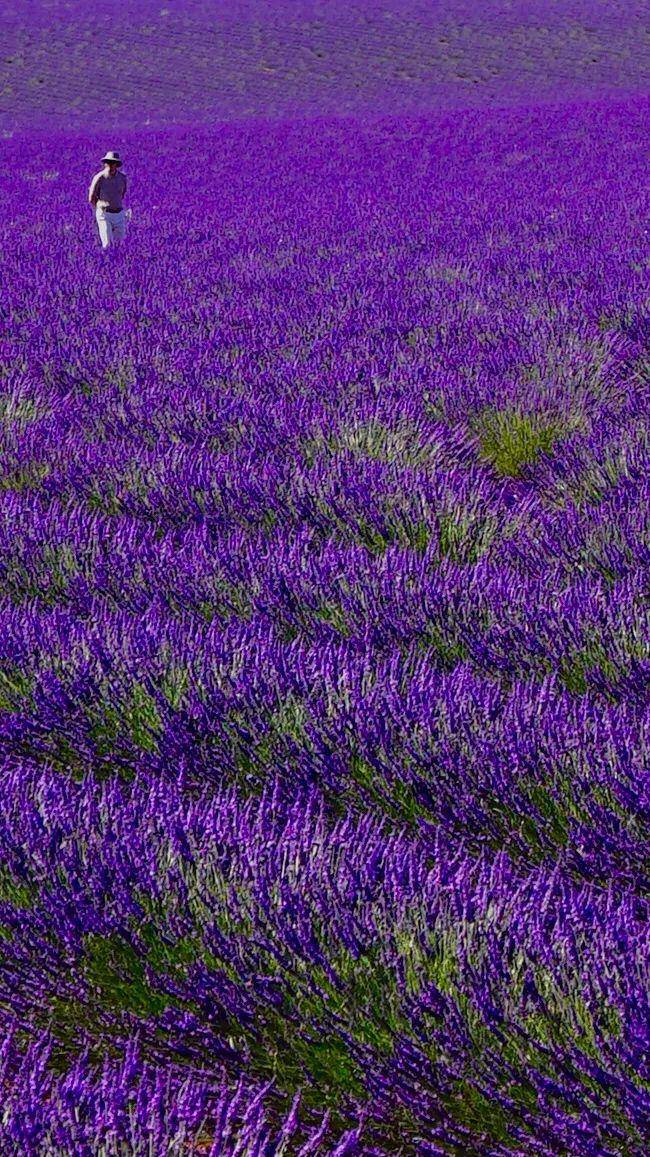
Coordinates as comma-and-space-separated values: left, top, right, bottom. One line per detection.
0, 1, 648, 1153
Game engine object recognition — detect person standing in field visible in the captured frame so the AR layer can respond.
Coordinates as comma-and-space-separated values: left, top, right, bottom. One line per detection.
88, 151, 128, 249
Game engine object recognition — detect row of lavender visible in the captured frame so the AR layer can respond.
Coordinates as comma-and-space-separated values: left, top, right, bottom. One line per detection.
1, 100, 648, 1151
0, 769, 646, 1153
1, 0, 643, 129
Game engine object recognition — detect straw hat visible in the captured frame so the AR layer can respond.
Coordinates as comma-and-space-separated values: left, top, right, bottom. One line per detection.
101, 150, 123, 166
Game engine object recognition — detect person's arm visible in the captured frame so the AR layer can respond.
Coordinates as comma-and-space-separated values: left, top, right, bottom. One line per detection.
88, 173, 101, 206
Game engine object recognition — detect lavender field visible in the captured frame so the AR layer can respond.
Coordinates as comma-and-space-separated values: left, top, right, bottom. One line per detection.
1, 2, 649, 1154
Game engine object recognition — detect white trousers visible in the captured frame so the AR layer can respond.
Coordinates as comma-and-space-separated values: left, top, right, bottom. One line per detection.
96, 206, 126, 249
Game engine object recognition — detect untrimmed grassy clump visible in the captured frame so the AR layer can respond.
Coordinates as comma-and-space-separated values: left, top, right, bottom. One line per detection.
472, 407, 573, 477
